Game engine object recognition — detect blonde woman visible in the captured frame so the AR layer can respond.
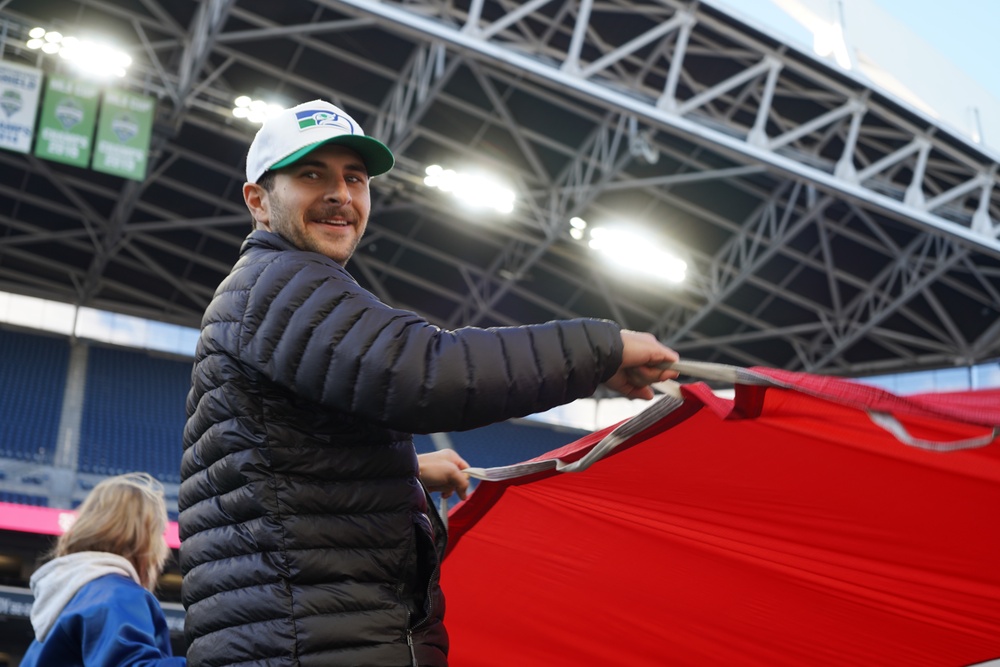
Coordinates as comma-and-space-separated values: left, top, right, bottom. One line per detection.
21, 472, 185, 666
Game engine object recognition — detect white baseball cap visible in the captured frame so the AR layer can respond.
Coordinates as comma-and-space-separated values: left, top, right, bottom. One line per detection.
245, 99, 394, 183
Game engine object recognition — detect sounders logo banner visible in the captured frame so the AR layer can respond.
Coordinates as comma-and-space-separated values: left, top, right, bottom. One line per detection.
93, 88, 156, 181
34, 75, 100, 168
0, 89, 22, 117
0, 61, 43, 154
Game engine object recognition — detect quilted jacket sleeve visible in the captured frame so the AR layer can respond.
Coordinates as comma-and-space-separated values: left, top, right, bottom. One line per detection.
225, 245, 623, 434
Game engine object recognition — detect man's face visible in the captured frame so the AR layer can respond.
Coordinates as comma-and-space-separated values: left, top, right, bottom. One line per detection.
244, 143, 372, 266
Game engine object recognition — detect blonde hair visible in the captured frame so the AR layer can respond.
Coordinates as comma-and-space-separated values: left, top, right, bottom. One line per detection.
55, 472, 170, 591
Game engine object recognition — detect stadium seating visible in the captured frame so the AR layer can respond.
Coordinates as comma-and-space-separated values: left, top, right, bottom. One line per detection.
78, 346, 191, 483
3, 330, 590, 510
450, 420, 585, 469
0, 329, 68, 464
0, 491, 47, 507
412, 434, 436, 455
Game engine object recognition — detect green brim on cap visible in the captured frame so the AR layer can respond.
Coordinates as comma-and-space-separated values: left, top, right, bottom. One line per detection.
270, 135, 395, 177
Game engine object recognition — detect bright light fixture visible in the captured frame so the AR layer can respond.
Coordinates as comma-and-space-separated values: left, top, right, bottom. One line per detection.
27, 28, 131, 77
588, 225, 687, 284
59, 39, 132, 77
233, 96, 284, 124
423, 164, 515, 215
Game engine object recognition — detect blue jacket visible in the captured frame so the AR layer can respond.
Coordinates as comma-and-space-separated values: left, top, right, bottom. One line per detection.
21, 569, 184, 667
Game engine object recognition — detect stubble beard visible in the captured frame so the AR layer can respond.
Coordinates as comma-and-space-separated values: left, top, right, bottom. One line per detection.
267, 196, 361, 266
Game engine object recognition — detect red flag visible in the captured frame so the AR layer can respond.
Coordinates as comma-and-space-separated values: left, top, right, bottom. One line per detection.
444, 367, 1000, 667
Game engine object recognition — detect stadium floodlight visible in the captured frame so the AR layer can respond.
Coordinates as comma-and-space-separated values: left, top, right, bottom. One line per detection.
233, 96, 284, 124
59, 38, 132, 78
26, 27, 131, 77
26, 29, 63, 53
587, 225, 687, 284
423, 164, 515, 215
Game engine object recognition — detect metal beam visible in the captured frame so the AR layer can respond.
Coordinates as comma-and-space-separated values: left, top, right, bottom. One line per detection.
332, 0, 1000, 256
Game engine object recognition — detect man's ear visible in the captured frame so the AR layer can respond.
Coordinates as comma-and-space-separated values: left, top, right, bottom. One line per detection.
243, 182, 270, 230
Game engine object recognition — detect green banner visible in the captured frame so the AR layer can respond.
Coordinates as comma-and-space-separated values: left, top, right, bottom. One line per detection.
34, 75, 100, 168
92, 88, 155, 181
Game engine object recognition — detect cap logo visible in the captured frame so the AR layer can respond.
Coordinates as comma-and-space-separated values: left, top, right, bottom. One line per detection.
294, 109, 355, 134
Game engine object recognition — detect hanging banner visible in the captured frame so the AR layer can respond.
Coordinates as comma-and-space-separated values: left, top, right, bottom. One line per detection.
0, 61, 43, 154
92, 88, 155, 181
34, 75, 101, 167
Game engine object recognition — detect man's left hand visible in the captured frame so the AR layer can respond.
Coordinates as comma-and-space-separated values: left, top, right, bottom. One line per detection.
418, 449, 471, 500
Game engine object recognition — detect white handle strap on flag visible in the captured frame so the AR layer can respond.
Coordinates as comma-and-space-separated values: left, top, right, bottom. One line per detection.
657, 360, 776, 386
462, 361, 998, 482
464, 382, 686, 482
464, 361, 785, 482
867, 412, 1000, 452
672, 361, 1000, 452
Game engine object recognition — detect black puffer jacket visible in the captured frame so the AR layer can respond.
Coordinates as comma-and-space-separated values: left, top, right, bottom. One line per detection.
179, 231, 624, 667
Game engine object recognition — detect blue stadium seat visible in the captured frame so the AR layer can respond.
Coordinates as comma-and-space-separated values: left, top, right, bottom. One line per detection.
3, 330, 590, 513
425, 421, 588, 512
0, 329, 68, 464
78, 345, 190, 483
449, 420, 587, 469
0, 490, 48, 507
412, 434, 436, 455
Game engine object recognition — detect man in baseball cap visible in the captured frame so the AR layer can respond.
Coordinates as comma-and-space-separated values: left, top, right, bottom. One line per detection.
236, 100, 395, 266
180, 99, 681, 666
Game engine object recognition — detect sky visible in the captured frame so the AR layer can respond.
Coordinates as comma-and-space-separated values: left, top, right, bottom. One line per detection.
720, 0, 1000, 97
710, 0, 1000, 150
873, 0, 1000, 101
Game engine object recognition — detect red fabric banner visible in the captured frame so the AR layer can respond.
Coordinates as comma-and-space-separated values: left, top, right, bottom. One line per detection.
443, 377, 1000, 667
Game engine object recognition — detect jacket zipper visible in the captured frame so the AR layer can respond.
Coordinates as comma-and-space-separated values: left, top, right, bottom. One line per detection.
407, 629, 418, 666
405, 551, 440, 667
408, 489, 448, 665
399, 582, 419, 666
409, 531, 441, 630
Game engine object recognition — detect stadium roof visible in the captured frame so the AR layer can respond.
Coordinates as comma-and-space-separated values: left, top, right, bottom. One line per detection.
1, 0, 998, 380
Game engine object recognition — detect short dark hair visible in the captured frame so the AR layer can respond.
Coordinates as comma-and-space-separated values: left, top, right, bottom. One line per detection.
257, 170, 276, 192
250, 171, 277, 231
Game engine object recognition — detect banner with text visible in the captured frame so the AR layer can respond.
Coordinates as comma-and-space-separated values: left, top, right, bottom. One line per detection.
34, 75, 100, 167
0, 61, 43, 154
93, 88, 155, 181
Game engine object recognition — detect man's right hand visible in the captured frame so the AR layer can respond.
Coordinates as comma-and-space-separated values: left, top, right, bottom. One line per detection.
603, 330, 680, 400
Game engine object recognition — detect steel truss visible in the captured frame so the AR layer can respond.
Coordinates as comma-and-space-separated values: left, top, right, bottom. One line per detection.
0, 0, 997, 377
